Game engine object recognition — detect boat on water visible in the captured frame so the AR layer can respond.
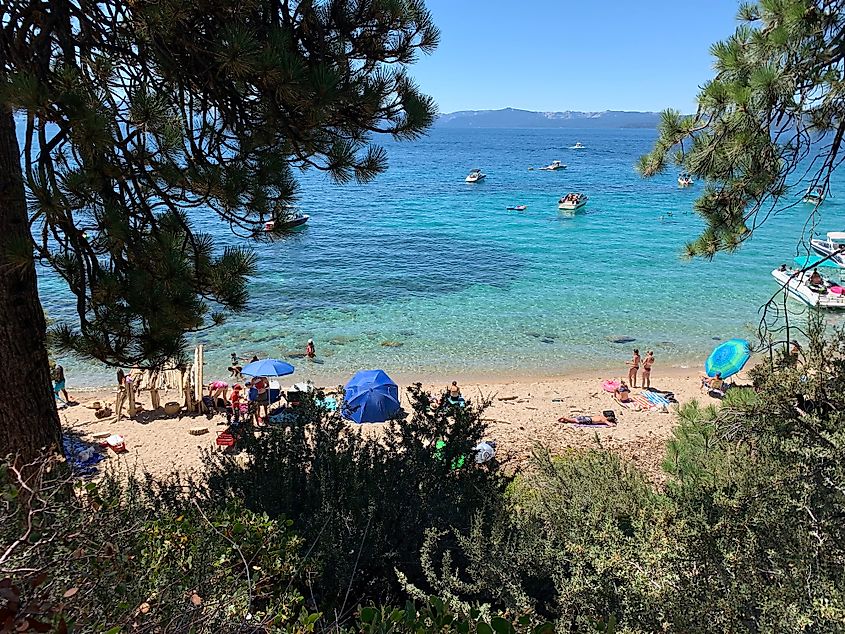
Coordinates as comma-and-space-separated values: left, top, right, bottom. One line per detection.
264, 213, 310, 232
678, 173, 693, 187
571, 142, 585, 149
810, 232, 845, 267
465, 169, 486, 183
804, 186, 825, 205
507, 205, 527, 211
558, 192, 588, 211
771, 264, 845, 309
539, 160, 566, 171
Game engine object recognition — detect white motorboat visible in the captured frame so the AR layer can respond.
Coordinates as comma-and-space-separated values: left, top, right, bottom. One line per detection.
264, 213, 309, 232
571, 142, 585, 149
810, 232, 845, 267
558, 192, 588, 211
771, 265, 845, 309
539, 160, 566, 171
678, 173, 693, 187
465, 169, 486, 183
804, 186, 825, 205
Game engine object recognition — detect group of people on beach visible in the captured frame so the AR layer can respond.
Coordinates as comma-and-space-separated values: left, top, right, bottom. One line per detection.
624, 349, 655, 389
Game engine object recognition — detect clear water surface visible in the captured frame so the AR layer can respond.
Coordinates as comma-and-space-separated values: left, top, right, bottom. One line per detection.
39, 128, 845, 386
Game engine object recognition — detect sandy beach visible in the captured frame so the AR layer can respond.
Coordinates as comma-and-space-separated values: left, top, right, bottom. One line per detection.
59, 367, 736, 484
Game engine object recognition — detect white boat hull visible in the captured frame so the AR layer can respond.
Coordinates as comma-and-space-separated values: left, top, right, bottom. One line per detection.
771, 269, 845, 309
558, 201, 587, 211
465, 175, 486, 183
810, 239, 845, 268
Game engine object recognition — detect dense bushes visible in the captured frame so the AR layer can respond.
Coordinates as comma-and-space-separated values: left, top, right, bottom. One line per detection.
202, 385, 508, 610
4, 329, 845, 632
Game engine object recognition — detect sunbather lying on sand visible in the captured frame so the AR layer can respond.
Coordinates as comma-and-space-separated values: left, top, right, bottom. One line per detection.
558, 412, 617, 426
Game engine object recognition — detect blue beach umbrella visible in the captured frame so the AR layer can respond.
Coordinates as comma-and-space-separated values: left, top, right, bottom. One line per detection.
240, 358, 295, 377
342, 369, 401, 424
705, 339, 751, 379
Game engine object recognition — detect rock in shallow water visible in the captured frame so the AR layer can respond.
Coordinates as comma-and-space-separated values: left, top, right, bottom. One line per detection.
381, 340, 403, 348
607, 336, 636, 344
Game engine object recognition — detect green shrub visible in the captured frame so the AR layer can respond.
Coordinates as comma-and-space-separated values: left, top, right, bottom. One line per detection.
201, 385, 509, 611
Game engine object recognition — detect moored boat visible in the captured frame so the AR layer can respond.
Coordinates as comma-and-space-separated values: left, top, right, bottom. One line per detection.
465, 169, 486, 183
804, 186, 825, 205
264, 213, 309, 232
539, 160, 566, 171
771, 265, 845, 309
571, 142, 585, 149
810, 232, 845, 267
558, 192, 588, 211
507, 205, 527, 211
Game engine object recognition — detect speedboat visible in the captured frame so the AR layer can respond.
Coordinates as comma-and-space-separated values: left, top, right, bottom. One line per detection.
804, 186, 824, 205
507, 205, 527, 211
771, 265, 845, 309
678, 173, 693, 187
571, 142, 585, 149
539, 160, 566, 171
264, 213, 309, 232
558, 192, 588, 211
465, 169, 486, 183
810, 232, 845, 267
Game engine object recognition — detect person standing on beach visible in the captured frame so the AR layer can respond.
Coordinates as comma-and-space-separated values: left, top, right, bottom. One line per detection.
306, 339, 316, 360
642, 351, 655, 389
52, 364, 70, 404
626, 349, 641, 388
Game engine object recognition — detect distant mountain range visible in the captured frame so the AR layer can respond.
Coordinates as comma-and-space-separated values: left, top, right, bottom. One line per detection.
435, 107, 663, 129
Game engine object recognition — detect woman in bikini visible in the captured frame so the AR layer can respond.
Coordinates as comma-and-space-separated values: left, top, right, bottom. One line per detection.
614, 380, 633, 404
641, 351, 655, 389
625, 349, 641, 388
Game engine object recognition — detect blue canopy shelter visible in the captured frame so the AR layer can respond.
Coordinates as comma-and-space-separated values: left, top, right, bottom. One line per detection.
342, 369, 401, 424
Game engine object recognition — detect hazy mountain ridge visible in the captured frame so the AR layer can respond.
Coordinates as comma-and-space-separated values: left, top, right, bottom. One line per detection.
436, 107, 663, 129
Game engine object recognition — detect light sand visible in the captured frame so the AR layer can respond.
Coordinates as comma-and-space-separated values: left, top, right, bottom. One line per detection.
60, 368, 734, 484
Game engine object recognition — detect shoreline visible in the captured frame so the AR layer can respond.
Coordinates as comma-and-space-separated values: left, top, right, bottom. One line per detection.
63, 358, 709, 393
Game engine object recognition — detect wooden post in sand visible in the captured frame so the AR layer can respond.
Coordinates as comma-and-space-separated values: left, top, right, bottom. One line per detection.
192, 344, 204, 413
149, 370, 161, 410
181, 366, 192, 411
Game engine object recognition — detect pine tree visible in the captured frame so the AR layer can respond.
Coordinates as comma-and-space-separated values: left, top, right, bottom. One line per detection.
0, 0, 438, 461
638, 0, 845, 258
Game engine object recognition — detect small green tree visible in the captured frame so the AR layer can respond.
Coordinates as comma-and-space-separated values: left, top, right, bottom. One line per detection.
0, 0, 438, 461
638, 0, 845, 258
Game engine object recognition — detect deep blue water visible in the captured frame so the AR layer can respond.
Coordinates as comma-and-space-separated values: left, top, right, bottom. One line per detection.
39, 127, 845, 386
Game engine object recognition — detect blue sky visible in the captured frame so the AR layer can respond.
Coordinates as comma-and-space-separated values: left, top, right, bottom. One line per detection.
411, 0, 743, 114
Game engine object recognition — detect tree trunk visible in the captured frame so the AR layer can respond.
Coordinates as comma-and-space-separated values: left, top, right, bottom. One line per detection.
0, 108, 62, 463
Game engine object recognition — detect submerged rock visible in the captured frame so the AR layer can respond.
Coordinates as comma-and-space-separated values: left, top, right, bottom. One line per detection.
381, 340, 403, 348
540, 338, 555, 344
607, 336, 636, 344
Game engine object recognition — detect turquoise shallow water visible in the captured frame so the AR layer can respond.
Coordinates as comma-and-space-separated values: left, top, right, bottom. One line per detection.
39, 128, 845, 386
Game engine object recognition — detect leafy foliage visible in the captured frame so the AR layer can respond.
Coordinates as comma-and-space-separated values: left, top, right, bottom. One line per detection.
1, 0, 438, 368
638, 0, 845, 258
202, 385, 508, 611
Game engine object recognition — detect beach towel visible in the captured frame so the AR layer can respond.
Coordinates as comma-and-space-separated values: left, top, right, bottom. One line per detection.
62, 435, 105, 476
617, 399, 641, 411
631, 393, 653, 410
642, 391, 671, 408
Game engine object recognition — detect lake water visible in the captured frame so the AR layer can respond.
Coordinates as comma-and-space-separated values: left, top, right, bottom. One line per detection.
39, 127, 845, 387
